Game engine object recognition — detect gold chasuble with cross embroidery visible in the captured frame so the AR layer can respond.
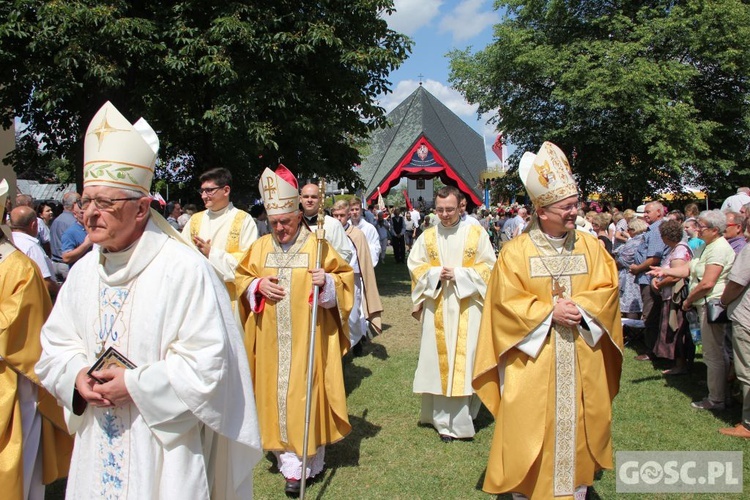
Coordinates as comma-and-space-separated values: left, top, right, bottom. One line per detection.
473, 229, 623, 499
236, 226, 354, 457
0, 243, 73, 498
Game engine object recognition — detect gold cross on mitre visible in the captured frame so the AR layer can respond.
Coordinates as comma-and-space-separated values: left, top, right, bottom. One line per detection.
87, 109, 130, 151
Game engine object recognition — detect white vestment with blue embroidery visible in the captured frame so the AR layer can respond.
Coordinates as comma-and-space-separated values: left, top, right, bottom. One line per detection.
37, 219, 262, 499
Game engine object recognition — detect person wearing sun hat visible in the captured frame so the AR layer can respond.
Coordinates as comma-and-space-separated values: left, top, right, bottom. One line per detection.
473, 141, 623, 499
235, 164, 354, 496
0, 178, 73, 499
35, 101, 261, 499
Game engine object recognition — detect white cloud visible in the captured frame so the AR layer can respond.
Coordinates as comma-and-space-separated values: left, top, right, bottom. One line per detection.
382, 0, 443, 36
380, 79, 479, 118
438, 0, 500, 42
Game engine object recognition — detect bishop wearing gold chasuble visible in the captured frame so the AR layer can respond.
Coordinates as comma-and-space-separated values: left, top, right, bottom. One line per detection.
236, 165, 354, 496
473, 142, 623, 499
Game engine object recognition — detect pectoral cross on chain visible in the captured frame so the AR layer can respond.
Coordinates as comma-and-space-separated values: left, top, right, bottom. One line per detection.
552, 279, 566, 299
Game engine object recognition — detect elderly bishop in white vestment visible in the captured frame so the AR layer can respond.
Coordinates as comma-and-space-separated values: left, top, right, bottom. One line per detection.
36, 102, 261, 499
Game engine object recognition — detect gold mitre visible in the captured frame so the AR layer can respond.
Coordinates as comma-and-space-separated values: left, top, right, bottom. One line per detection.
83, 101, 159, 195
518, 141, 578, 207
259, 164, 299, 216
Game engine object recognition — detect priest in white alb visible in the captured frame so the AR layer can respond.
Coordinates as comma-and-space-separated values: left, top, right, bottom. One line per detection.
407, 185, 495, 442
36, 102, 262, 499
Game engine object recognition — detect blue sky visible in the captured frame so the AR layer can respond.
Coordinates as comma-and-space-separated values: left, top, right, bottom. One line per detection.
380, 0, 508, 168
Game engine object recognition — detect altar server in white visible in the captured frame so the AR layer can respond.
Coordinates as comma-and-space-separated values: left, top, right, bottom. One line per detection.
182, 167, 258, 311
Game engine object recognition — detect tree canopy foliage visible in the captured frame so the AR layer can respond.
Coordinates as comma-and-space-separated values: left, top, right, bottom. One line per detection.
449, 0, 750, 207
0, 0, 411, 196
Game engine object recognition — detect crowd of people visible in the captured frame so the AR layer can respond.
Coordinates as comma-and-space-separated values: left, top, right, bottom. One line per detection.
1, 102, 747, 500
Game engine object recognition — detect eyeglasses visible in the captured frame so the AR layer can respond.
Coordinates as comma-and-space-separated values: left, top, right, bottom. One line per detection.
197, 186, 225, 196
435, 207, 457, 214
697, 224, 713, 230
78, 196, 142, 210
547, 202, 579, 214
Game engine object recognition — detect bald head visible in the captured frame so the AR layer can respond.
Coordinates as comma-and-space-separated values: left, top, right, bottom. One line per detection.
16, 194, 33, 208
10, 206, 38, 235
299, 183, 321, 216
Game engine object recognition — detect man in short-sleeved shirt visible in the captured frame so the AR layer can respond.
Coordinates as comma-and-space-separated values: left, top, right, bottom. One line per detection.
721, 187, 750, 213
61, 204, 92, 266
10, 206, 59, 296
719, 245, 750, 438
629, 201, 668, 359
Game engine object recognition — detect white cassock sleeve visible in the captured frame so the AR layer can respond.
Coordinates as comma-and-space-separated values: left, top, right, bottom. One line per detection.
207, 215, 258, 284
452, 230, 496, 301
407, 236, 443, 307
576, 306, 604, 347
125, 363, 198, 447
516, 314, 552, 359
513, 304, 604, 360
362, 223, 381, 267
323, 216, 352, 263
35, 281, 90, 433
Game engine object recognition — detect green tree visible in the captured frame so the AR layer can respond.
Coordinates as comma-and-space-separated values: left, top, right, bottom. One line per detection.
449, 0, 750, 207
0, 0, 411, 196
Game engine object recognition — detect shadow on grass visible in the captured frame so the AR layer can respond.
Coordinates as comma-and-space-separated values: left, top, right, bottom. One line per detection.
474, 403, 495, 433
326, 409, 381, 470
343, 361, 373, 397
474, 468, 487, 492
374, 258, 412, 297
629, 375, 665, 384
365, 339, 389, 361
260, 410, 381, 499
625, 344, 740, 425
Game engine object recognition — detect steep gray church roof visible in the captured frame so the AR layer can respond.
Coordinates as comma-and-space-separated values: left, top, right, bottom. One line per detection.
359, 85, 486, 204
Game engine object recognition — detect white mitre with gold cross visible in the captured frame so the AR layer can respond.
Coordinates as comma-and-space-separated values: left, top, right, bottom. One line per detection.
84, 101, 159, 195
519, 141, 578, 208
259, 164, 299, 216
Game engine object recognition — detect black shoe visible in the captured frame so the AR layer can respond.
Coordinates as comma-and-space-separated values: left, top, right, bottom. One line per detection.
285, 479, 301, 496
352, 342, 364, 357
439, 434, 453, 443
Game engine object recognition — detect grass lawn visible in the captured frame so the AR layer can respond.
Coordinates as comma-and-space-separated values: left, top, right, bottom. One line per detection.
47, 252, 750, 499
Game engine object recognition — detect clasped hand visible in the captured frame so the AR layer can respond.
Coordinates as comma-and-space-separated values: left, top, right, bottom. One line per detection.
192, 235, 212, 257
260, 269, 326, 302
440, 267, 455, 281
75, 366, 132, 408
552, 298, 582, 328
